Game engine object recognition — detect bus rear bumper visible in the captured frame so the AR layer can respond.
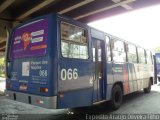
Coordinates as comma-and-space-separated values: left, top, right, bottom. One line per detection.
5, 90, 57, 109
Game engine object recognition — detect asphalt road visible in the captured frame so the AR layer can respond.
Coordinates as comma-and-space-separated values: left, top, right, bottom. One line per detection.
0, 85, 160, 120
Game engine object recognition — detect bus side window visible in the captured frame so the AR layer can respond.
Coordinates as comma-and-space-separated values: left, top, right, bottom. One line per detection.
60, 22, 88, 59
106, 36, 111, 62
138, 47, 146, 64
127, 44, 137, 63
146, 50, 152, 64
146, 50, 153, 64
156, 55, 160, 64
112, 39, 126, 62
151, 52, 153, 64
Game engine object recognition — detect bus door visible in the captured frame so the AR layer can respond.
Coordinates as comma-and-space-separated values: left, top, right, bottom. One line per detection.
92, 39, 105, 102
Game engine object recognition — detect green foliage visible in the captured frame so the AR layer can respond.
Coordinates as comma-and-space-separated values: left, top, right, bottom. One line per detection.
0, 57, 4, 64
0, 57, 5, 77
154, 47, 160, 53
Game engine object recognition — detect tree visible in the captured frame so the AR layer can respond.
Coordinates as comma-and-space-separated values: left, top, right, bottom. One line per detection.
154, 47, 160, 53
0, 57, 5, 77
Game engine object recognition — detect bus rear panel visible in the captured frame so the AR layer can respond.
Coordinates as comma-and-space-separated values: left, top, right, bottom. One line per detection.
6, 15, 58, 108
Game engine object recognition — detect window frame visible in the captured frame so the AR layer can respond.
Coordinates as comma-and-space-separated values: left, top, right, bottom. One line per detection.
147, 51, 153, 64
111, 38, 127, 63
60, 21, 89, 60
105, 35, 112, 62
137, 47, 146, 64
126, 43, 138, 63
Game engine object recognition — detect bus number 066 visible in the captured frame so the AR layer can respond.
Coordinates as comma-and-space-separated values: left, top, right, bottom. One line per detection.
61, 68, 78, 80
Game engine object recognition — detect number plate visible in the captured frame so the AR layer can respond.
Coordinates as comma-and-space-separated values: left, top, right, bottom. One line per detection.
19, 83, 28, 91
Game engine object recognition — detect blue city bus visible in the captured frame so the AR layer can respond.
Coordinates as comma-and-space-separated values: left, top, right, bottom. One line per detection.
155, 53, 160, 83
5, 13, 154, 109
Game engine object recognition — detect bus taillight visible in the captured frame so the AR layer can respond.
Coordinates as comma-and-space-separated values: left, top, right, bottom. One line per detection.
36, 99, 44, 104
40, 87, 48, 93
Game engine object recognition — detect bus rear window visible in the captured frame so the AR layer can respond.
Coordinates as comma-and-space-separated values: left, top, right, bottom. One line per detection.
11, 18, 48, 59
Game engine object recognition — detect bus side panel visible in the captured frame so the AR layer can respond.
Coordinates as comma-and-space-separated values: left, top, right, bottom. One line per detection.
143, 64, 150, 88
56, 17, 93, 108
128, 63, 138, 93
128, 63, 134, 93
133, 63, 140, 90
57, 88, 93, 108
138, 64, 144, 90
57, 60, 93, 108
136, 63, 149, 90
106, 61, 114, 100
113, 63, 129, 95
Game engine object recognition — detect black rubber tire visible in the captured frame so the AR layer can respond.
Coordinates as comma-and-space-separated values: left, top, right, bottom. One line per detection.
144, 80, 151, 93
110, 84, 123, 110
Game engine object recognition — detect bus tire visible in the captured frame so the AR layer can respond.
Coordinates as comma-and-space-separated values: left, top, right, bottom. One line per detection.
110, 84, 123, 110
144, 80, 151, 93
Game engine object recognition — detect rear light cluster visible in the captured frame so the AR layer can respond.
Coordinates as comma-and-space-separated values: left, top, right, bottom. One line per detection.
36, 99, 44, 104
39, 87, 48, 93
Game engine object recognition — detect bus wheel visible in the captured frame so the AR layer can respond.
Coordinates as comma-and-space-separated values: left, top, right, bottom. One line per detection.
144, 80, 151, 93
111, 84, 123, 110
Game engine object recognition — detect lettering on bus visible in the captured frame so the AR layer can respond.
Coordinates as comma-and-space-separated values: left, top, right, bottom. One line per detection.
30, 60, 48, 77
60, 68, 78, 80
11, 72, 18, 81
21, 60, 48, 82
112, 66, 123, 73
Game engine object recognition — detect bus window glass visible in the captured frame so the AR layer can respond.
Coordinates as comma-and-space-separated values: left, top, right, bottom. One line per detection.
156, 56, 160, 64
127, 44, 137, 63
98, 49, 102, 61
61, 22, 88, 59
146, 50, 152, 64
112, 39, 126, 62
92, 48, 95, 62
138, 48, 146, 63
106, 36, 111, 61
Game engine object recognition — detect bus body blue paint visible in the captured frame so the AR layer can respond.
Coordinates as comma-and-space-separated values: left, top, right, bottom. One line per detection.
5, 13, 154, 109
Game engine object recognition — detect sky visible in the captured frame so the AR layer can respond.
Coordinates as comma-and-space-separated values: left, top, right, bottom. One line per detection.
88, 4, 160, 51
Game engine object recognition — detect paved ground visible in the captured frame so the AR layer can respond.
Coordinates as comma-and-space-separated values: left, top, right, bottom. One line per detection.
0, 84, 160, 120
